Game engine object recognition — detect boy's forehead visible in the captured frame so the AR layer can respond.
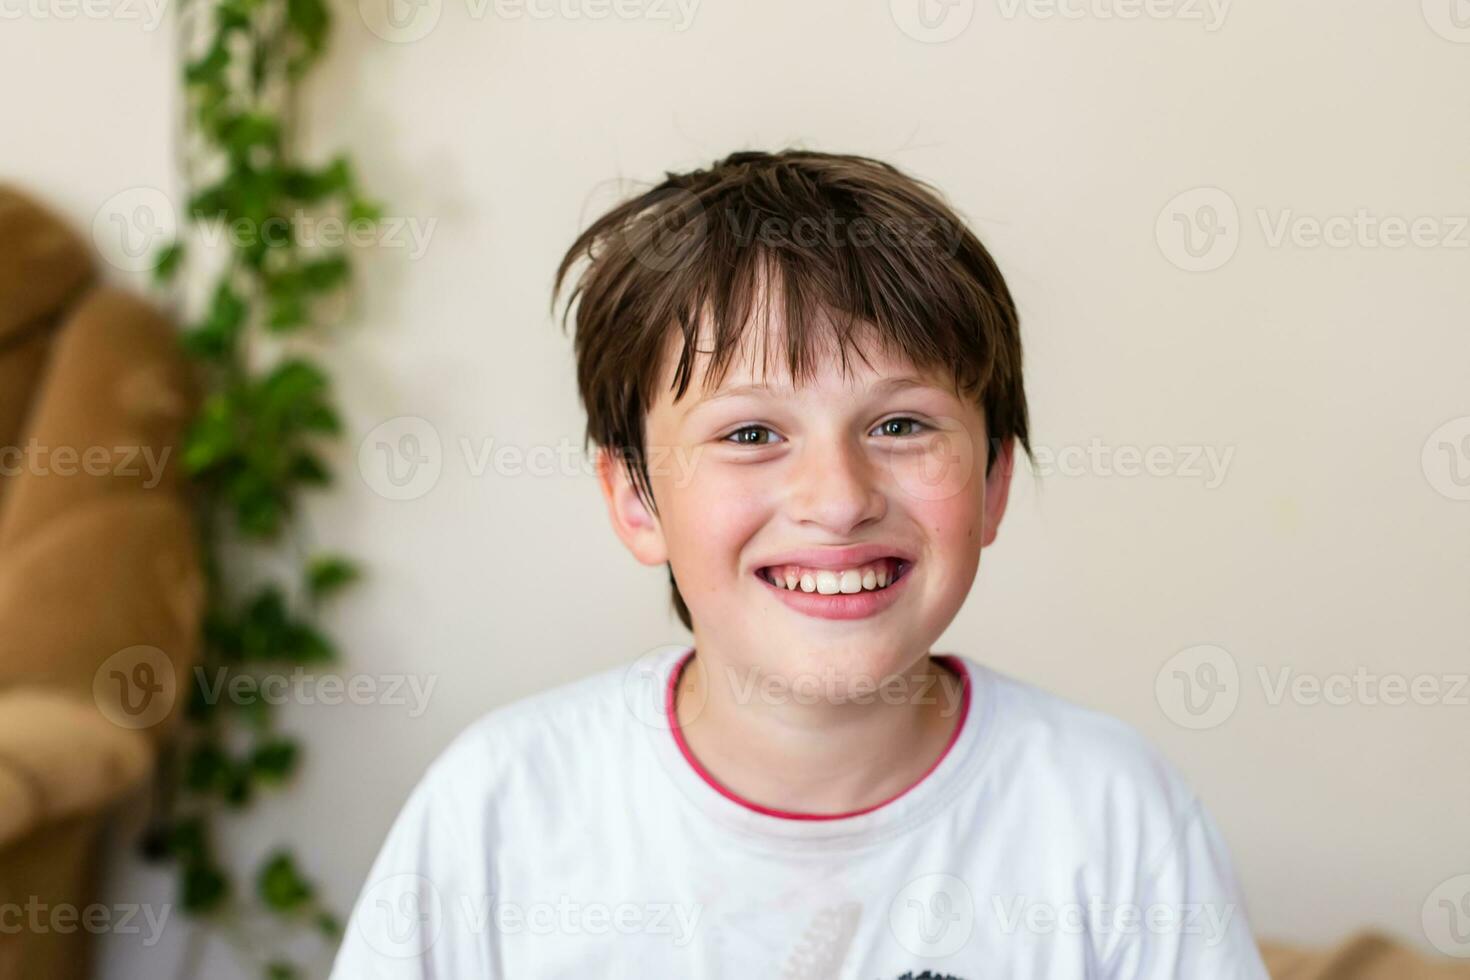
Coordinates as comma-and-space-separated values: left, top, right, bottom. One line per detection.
651, 308, 940, 408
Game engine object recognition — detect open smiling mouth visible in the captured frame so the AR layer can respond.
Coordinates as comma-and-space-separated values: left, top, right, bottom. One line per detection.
755, 557, 913, 595
753, 557, 914, 621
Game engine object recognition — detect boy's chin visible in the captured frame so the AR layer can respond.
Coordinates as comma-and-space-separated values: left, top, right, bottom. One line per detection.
732, 636, 932, 699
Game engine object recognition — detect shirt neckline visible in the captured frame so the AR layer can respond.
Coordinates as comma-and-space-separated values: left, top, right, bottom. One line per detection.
639, 644, 994, 852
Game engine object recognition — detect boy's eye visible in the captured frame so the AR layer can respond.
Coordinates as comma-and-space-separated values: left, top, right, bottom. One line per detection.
722, 418, 930, 445
872, 417, 928, 438
723, 425, 783, 446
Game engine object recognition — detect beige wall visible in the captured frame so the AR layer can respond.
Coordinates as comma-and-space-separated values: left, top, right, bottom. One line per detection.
4, 0, 1468, 975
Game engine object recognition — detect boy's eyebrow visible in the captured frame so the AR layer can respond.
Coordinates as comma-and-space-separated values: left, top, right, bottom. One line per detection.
692, 375, 938, 409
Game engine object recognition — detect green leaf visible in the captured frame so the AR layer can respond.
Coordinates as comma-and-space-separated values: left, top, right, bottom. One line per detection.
184, 280, 250, 359
184, 40, 229, 86
182, 394, 239, 474
258, 359, 330, 409
241, 587, 291, 661
168, 817, 210, 864
257, 852, 314, 913
319, 157, 353, 195
267, 294, 307, 332
287, 0, 331, 58
300, 254, 349, 291
284, 624, 335, 663
230, 468, 288, 538
210, 281, 248, 328
307, 556, 359, 600
187, 181, 232, 222
250, 738, 300, 784
182, 861, 230, 914
222, 762, 254, 808
185, 673, 219, 723
278, 166, 332, 203
181, 325, 231, 361
238, 694, 275, 729
153, 241, 186, 283
204, 606, 245, 663
184, 742, 230, 794
266, 963, 300, 980
221, 112, 282, 161
298, 404, 341, 434
287, 451, 331, 486
215, 0, 250, 32
348, 197, 383, 224
315, 911, 342, 938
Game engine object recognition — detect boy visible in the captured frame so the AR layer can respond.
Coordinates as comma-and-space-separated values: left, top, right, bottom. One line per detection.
331, 149, 1268, 978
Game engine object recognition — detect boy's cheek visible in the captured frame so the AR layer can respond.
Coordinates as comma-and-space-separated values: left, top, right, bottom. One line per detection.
887, 451, 987, 531
659, 475, 769, 562
883, 428, 983, 505
908, 489, 987, 570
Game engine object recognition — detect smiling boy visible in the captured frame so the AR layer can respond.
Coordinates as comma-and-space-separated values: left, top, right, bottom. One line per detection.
331, 149, 1269, 978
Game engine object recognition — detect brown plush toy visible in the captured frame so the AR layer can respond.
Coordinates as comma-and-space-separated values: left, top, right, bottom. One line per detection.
0, 186, 204, 980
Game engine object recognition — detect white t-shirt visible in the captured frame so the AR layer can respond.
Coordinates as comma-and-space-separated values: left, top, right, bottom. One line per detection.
331, 644, 1268, 979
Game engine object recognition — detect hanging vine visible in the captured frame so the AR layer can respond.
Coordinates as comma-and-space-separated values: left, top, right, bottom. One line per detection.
145, 0, 380, 973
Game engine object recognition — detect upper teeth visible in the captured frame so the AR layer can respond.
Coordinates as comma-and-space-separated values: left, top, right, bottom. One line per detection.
764, 559, 900, 594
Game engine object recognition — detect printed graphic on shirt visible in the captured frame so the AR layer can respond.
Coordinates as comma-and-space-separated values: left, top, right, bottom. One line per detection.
744, 896, 973, 980
780, 902, 862, 979
708, 881, 866, 979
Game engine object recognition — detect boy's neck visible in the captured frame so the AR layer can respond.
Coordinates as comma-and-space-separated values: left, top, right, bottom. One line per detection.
671, 647, 967, 817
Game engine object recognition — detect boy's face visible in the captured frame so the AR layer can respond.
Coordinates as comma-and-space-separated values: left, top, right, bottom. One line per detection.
598, 312, 1015, 696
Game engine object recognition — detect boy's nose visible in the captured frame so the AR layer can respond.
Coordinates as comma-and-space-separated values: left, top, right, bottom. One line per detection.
785, 434, 887, 535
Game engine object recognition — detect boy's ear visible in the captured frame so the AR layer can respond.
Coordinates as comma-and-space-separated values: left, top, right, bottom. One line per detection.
980, 435, 1017, 549
596, 447, 669, 566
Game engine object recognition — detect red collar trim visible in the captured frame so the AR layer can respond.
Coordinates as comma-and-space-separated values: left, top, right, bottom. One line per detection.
664, 649, 972, 821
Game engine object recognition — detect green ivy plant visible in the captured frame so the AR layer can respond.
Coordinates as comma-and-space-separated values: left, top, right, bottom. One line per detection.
144, 0, 381, 974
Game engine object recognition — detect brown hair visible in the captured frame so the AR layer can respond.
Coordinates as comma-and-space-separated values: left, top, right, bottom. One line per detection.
551, 148, 1031, 631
